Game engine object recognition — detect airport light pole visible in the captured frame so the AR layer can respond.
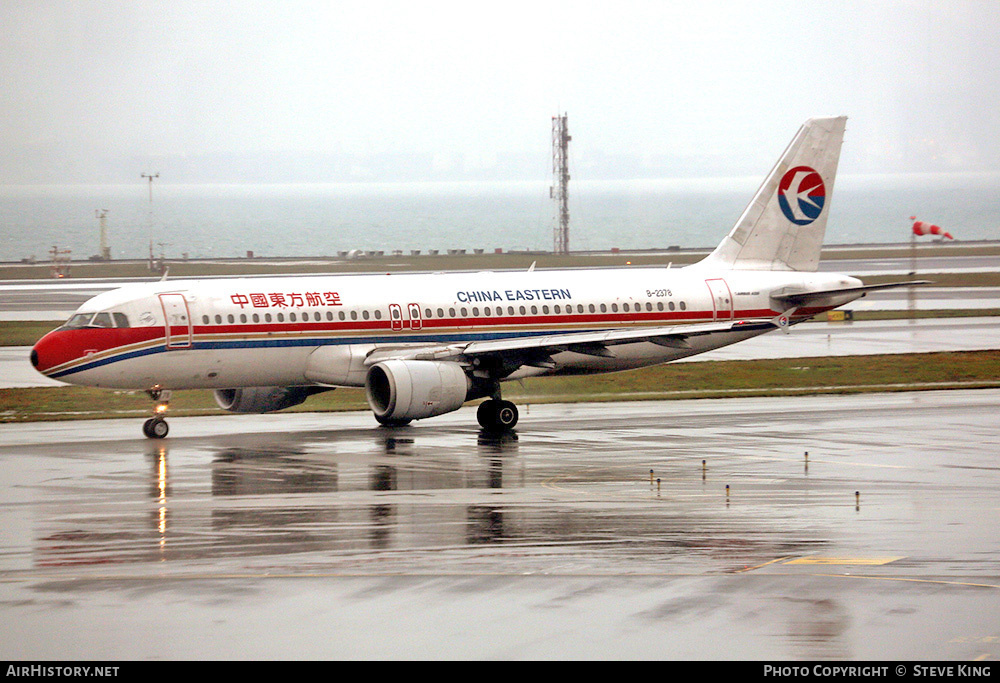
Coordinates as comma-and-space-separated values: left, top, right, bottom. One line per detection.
141, 173, 159, 204
142, 173, 159, 271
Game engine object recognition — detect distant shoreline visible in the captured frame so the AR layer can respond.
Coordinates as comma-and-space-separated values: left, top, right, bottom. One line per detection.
3, 240, 999, 280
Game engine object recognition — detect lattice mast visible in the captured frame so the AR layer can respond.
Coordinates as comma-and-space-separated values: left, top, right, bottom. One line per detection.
551, 113, 570, 254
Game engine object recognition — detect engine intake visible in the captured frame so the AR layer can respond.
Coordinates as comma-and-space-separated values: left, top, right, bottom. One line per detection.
366, 360, 471, 423
214, 386, 329, 413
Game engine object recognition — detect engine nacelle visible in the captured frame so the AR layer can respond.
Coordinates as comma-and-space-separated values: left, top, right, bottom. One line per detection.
214, 386, 328, 413
365, 360, 471, 423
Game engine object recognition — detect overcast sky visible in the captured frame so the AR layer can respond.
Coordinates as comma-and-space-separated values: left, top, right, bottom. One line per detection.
3, 0, 1000, 183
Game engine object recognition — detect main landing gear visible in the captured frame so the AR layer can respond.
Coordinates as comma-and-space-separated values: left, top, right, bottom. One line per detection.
142, 388, 171, 439
477, 398, 518, 432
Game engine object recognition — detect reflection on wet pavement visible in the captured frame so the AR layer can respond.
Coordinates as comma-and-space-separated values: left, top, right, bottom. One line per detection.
4, 391, 1000, 659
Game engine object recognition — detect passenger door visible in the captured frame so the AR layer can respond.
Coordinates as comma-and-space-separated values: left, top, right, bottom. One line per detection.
705, 279, 734, 320
159, 293, 193, 349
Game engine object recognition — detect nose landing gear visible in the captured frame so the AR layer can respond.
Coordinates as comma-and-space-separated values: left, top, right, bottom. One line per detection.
143, 388, 171, 439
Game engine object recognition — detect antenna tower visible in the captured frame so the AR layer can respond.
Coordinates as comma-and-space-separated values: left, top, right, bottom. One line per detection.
551, 113, 570, 254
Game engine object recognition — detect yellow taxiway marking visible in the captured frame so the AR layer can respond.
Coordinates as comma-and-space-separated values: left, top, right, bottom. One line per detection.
784, 556, 905, 566
817, 574, 1000, 590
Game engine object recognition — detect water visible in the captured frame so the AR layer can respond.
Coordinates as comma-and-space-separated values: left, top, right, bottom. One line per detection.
1, 173, 998, 262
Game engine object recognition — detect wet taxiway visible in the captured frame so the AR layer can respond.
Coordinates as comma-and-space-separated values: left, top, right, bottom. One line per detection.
2, 390, 999, 659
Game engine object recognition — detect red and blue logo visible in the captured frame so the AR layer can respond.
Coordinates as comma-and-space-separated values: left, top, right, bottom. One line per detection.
778, 166, 826, 225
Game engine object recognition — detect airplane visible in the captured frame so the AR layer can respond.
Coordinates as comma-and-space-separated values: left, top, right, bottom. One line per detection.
30, 116, 924, 438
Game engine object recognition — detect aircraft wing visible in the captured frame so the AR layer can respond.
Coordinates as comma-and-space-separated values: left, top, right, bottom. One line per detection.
363, 318, 777, 369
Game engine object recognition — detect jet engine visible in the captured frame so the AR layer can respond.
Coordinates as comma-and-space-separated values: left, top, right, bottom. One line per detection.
214, 386, 329, 413
365, 360, 473, 424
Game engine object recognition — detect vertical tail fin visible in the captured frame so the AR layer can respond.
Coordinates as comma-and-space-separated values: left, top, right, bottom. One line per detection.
698, 116, 847, 272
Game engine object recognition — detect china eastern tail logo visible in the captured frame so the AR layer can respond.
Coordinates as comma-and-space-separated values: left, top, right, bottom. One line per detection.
778, 166, 826, 225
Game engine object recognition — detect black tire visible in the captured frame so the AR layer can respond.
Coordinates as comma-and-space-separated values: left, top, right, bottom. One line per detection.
477, 400, 498, 429
495, 400, 518, 429
147, 417, 169, 439
478, 399, 518, 431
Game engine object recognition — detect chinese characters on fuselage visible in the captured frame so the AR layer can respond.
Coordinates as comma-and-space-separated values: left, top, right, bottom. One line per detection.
230, 291, 343, 309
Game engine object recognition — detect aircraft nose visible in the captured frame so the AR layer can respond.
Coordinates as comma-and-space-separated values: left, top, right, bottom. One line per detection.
30, 330, 60, 375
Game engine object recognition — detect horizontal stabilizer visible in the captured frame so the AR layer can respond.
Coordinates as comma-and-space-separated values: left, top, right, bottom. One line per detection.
771, 280, 931, 309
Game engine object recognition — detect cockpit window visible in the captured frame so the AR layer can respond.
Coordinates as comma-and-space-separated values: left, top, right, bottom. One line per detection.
92, 312, 113, 328
62, 313, 94, 329
60, 311, 130, 330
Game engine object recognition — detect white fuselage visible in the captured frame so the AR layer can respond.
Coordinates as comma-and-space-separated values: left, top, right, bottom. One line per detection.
33, 265, 861, 391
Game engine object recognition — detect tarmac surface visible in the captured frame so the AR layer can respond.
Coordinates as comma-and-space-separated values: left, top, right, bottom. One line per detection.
2, 390, 1000, 660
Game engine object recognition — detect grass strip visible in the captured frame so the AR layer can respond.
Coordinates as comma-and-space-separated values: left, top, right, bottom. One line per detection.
3, 350, 998, 423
